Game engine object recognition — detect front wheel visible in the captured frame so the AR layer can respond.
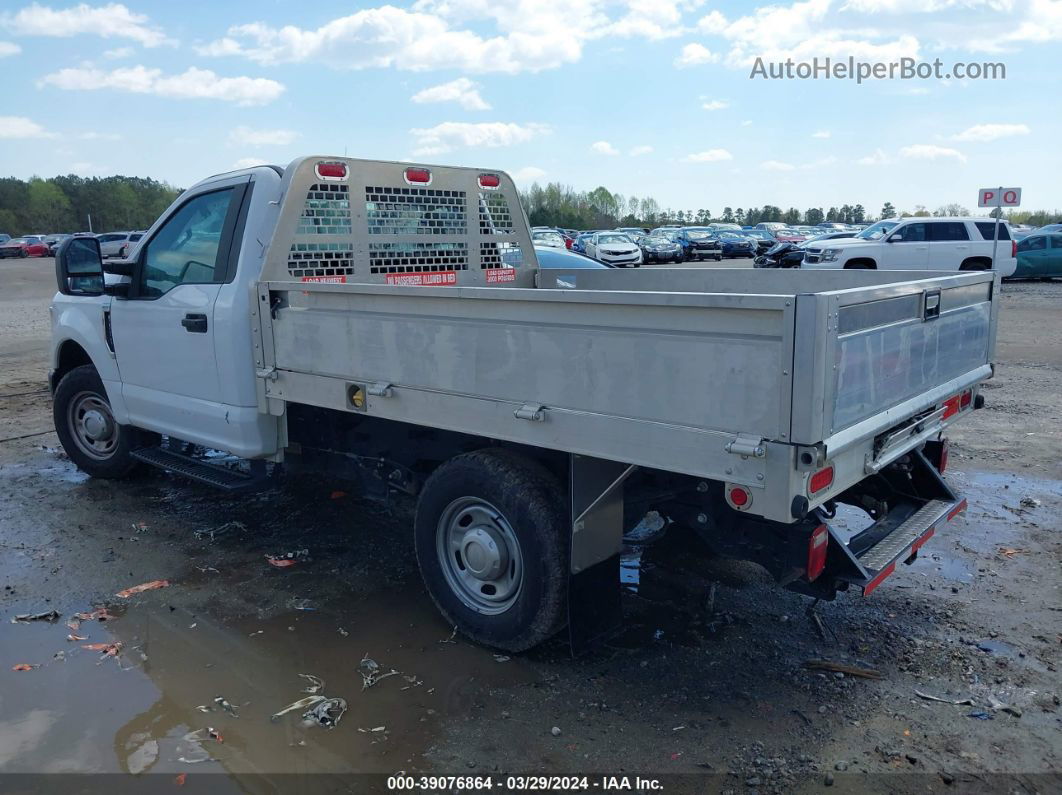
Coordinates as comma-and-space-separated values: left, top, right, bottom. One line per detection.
414, 449, 568, 652
53, 365, 141, 478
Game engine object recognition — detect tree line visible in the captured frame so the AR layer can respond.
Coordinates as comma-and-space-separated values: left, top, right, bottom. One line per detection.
0, 175, 182, 236
520, 183, 1059, 230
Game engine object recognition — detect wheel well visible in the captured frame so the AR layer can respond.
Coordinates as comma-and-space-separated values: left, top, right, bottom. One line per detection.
960, 257, 991, 271
51, 341, 93, 391
844, 258, 877, 269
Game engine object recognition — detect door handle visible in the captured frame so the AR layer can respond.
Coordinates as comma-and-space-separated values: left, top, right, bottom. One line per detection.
181, 313, 208, 333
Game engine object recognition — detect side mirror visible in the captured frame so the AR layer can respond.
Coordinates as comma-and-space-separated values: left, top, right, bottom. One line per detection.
55, 237, 104, 296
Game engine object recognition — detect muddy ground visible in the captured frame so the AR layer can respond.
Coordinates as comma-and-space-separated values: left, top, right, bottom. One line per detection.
0, 258, 1059, 793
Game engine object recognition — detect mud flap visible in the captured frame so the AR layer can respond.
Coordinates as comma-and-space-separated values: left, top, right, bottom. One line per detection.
567, 454, 635, 654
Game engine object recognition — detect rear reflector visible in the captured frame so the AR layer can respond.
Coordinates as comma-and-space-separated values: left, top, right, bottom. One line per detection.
947, 498, 968, 521
729, 486, 749, 507
807, 524, 829, 581
404, 167, 432, 185
808, 465, 834, 495
1012, 240, 1017, 258
478, 173, 501, 189
315, 161, 347, 180
942, 394, 961, 419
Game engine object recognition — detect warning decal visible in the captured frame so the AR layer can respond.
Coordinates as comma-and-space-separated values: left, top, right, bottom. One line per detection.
385, 271, 458, 287
485, 268, 517, 284
301, 275, 347, 284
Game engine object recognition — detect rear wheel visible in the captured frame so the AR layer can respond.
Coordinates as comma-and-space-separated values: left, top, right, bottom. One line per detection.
53, 365, 141, 479
414, 449, 568, 652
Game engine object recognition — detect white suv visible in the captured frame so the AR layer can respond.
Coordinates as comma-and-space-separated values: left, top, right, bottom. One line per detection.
801, 217, 1017, 277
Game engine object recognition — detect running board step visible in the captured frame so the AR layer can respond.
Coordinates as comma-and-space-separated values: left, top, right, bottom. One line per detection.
131, 447, 265, 491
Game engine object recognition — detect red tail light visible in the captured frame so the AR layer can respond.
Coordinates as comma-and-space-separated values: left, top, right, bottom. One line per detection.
942, 394, 961, 420
315, 161, 347, 180
807, 524, 829, 581
478, 173, 500, 189
1011, 240, 1017, 258
808, 465, 834, 495
404, 167, 432, 185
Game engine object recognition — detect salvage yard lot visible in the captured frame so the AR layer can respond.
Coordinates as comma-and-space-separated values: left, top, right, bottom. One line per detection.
0, 258, 1059, 791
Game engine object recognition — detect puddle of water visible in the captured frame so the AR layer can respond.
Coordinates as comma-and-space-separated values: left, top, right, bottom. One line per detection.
0, 588, 536, 780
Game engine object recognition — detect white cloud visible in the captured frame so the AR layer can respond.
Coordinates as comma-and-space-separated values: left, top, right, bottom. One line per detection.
411, 77, 490, 110
0, 41, 21, 57
78, 131, 122, 141
599, 0, 688, 41
409, 121, 550, 156
899, 143, 966, 163
628, 145, 653, 156
701, 100, 729, 111
761, 160, 796, 171
196, 2, 601, 74
0, 116, 54, 139
812, 129, 831, 138
591, 140, 619, 156
511, 165, 546, 183
951, 123, 1030, 142
2, 2, 172, 47
740, 119, 753, 126
674, 42, 718, 67
102, 46, 134, 59
856, 148, 890, 165
233, 157, 269, 169
228, 126, 298, 147
39, 65, 285, 106
684, 149, 733, 163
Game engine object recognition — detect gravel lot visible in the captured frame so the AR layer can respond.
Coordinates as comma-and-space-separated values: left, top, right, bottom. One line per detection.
0, 258, 1059, 792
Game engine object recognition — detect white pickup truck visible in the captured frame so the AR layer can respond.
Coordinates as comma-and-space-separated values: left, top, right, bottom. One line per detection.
50, 156, 997, 652
801, 217, 1017, 276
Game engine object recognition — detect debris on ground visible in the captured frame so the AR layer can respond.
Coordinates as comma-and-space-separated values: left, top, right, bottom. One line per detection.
915, 690, 974, 705
330, 490, 347, 500
11, 609, 60, 623
82, 642, 122, 658
208, 728, 223, 743
358, 726, 386, 733
967, 711, 993, 720
73, 607, 116, 623
266, 550, 309, 568
177, 731, 213, 764
67, 633, 87, 641
493, 654, 511, 663
194, 521, 246, 542
551, 726, 562, 737
271, 695, 326, 722
214, 696, 239, 717
400, 675, 423, 691
115, 580, 170, 598
439, 626, 458, 644
988, 696, 1022, 718
303, 697, 347, 728
12, 663, 36, 671
337, 627, 349, 637
175, 773, 186, 787
804, 660, 883, 680
998, 547, 1028, 557
131, 521, 149, 533
299, 674, 325, 694
359, 654, 400, 689
1019, 496, 1041, 509
287, 597, 316, 611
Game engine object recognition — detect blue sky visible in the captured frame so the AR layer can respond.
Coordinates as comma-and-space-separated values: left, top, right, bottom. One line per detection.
0, 0, 1058, 216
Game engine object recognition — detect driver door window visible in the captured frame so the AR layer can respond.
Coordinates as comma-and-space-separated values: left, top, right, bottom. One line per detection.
139, 188, 236, 298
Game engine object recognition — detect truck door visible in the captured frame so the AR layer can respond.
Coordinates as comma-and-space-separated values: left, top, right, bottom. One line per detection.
109, 177, 250, 445
884, 222, 929, 269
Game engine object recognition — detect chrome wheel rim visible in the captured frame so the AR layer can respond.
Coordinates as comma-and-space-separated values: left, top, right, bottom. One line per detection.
436, 497, 523, 614
68, 391, 118, 460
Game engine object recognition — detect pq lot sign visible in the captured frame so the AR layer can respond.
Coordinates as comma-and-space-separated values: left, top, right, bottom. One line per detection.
978, 187, 1021, 208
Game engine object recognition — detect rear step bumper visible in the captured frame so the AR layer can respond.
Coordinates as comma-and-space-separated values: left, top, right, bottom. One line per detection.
844, 497, 967, 595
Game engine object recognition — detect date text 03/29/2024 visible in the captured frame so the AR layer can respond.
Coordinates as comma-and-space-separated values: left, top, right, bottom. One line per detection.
386, 775, 664, 791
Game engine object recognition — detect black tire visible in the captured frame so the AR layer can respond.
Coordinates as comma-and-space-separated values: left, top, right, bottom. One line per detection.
19, 249, 27, 258
53, 365, 141, 479
414, 448, 568, 652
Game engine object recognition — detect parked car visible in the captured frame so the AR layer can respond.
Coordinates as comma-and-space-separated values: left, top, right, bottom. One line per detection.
531, 230, 567, 249
1013, 232, 1062, 278
673, 228, 723, 261
615, 227, 647, 238
44, 233, 72, 255
649, 226, 681, 236
754, 241, 805, 268
801, 217, 1017, 276
774, 228, 808, 243
814, 223, 850, 231
754, 222, 787, 233
96, 231, 135, 258
636, 234, 683, 263
584, 232, 643, 267
570, 233, 594, 255
715, 231, 756, 258
0, 236, 51, 258
739, 229, 779, 255
0, 233, 10, 244
118, 232, 145, 258
534, 246, 611, 269
799, 231, 856, 248
709, 223, 743, 232
1035, 223, 1062, 233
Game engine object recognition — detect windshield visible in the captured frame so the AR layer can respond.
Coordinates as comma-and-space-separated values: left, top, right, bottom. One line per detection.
718, 232, 744, 240
744, 230, 770, 239
686, 230, 712, 240
597, 234, 630, 244
533, 232, 564, 244
856, 221, 897, 240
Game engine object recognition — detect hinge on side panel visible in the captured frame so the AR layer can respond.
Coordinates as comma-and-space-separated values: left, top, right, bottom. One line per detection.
256, 366, 278, 381
514, 403, 546, 422
367, 381, 394, 397
725, 433, 766, 458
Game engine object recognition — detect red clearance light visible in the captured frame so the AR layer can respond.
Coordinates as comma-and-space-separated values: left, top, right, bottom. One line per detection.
315, 161, 347, 180
404, 167, 432, 185
478, 173, 501, 189
1011, 240, 1017, 258
729, 487, 749, 507
808, 465, 834, 495
807, 524, 829, 581
942, 394, 961, 420
938, 439, 950, 474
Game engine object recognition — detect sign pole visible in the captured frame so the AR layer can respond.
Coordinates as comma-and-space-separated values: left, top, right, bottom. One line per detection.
991, 186, 1001, 268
